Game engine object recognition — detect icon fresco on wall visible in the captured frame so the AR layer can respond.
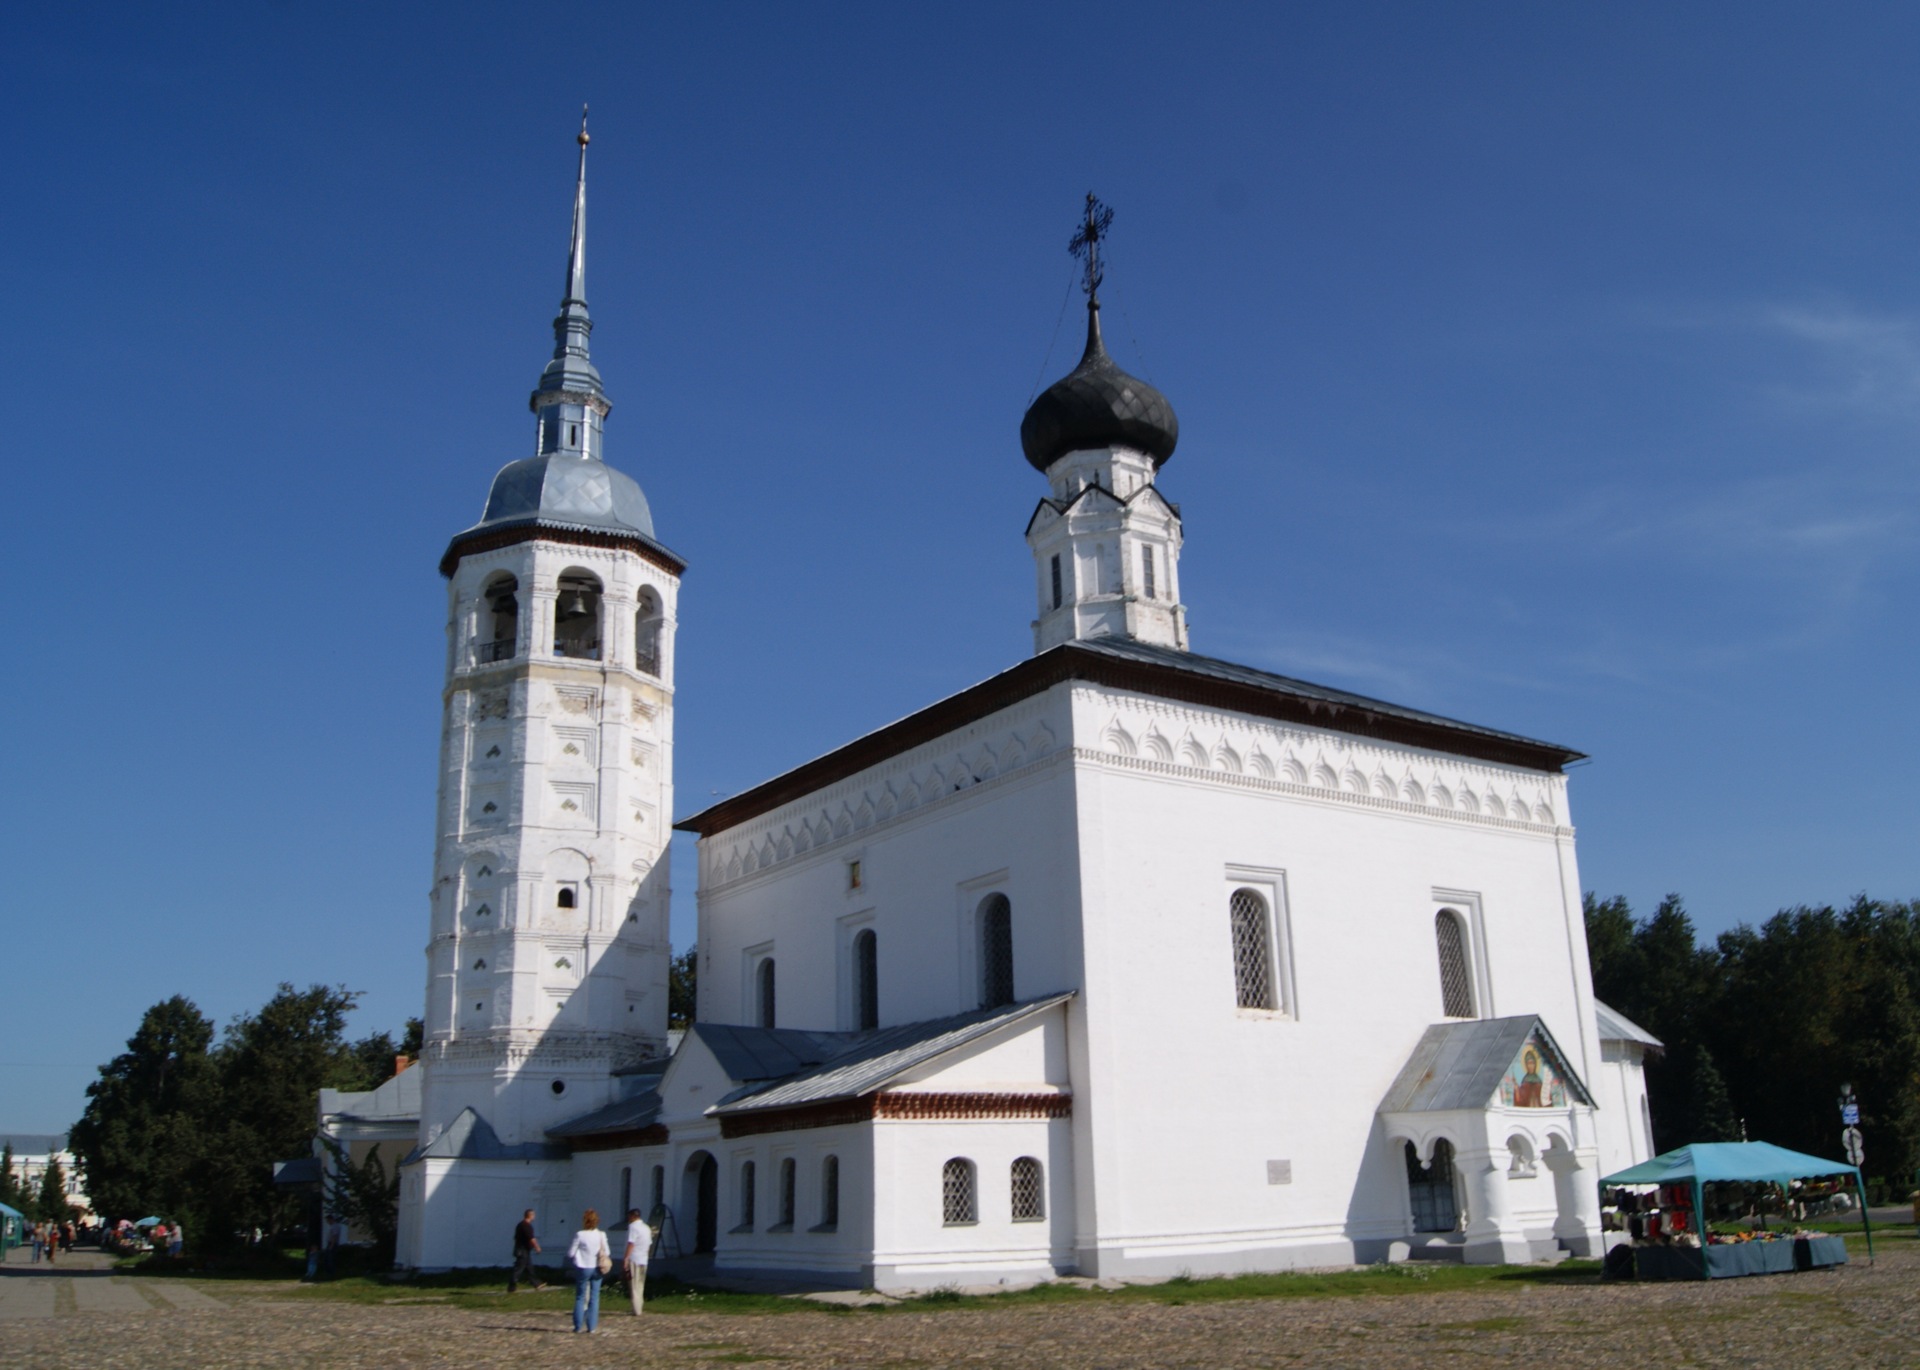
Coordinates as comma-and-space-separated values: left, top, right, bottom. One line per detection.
1499, 1038, 1567, 1108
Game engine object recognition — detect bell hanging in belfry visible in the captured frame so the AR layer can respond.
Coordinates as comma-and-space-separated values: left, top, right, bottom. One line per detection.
563, 591, 590, 618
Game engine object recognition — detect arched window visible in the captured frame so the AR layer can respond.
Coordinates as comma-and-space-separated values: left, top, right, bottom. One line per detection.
634, 589, 661, 675
1405, 1139, 1459, 1233
1010, 1156, 1044, 1222
757, 957, 777, 1028
620, 1167, 632, 1217
979, 894, 1014, 1009
650, 1165, 665, 1215
941, 1158, 977, 1226
853, 928, 879, 1030
1435, 910, 1474, 1018
480, 574, 518, 663
553, 571, 603, 661
776, 1157, 796, 1229
820, 1155, 840, 1229
556, 885, 577, 910
1141, 543, 1156, 599
738, 1161, 756, 1230
1230, 888, 1276, 1010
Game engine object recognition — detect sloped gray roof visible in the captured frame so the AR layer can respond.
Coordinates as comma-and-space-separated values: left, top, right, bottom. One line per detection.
547, 1090, 663, 1140
1594, 999, 1663, 1050
319, 1062, 423, 1124
1379, 1015, 1594, 1114
689, 1022, 853, 1083
403, 1107, 565, 1164
713, 992, 1075, 1116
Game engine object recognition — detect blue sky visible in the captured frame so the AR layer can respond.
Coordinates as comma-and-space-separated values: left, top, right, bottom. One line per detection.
3, 3, 1915, 1133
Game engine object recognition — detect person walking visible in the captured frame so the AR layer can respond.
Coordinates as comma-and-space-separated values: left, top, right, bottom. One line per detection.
567, 1209, 610, 1333
29, 1222, 43, 1263
42, 1223, 55, 1265
508, 1209, 544, 1293
622, 1207, 651, 1315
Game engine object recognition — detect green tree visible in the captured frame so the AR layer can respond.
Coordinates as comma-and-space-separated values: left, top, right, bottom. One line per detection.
35, 1156, 75, 1223
321, 1137, 400, 1266
669, 948, 698, 1028
0, 1142, 21, 1211
69, 995, 217, 1226
398, 1017, 424, 1060
198, 983, 375, 1243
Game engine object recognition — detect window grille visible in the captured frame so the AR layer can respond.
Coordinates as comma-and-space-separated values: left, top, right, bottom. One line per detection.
854, 929, 879, 1031
758, 957, 777, 1028
778, 1158, 796, 1227
1405, 1140, 1459, 1233
821, 1155, 840, 1227
1010, 1156, 1044, 1222
1050, 555, 1062, 610
1230, 888, 1276, 1010
942, 1158, 977, 1225
739, 1161, 756, 1229
1142, 544, 1156, 600
1435, 911, 1473, 1018
979, 895, 1014, 1008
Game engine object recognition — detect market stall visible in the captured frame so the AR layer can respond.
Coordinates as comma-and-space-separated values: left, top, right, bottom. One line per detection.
1598, 1141, 1868, 1281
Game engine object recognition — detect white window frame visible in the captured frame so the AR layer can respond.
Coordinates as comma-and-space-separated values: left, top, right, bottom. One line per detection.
835, 909, 877, 1031
1431, 888, 1494, 1019
954, 869, 1011, 1009
742, 940, 775, 1027
1224, 865, 1297, 1019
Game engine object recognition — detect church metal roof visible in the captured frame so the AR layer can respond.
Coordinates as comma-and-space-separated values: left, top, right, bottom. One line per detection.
711, 993, 1074, 1116
689, 1022, 853, 1083
1378, 1015, 1594, 1114
1594, 999, 1663, 1050
403, 1106, 565, 1163
678, 638, 1584, 837
546, 1090, 665, 1140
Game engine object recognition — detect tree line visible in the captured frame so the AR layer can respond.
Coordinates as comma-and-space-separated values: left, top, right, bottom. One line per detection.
1586, 892, 1920, 1186
0, 1144, 76, 1223
67, 984, 419, 1251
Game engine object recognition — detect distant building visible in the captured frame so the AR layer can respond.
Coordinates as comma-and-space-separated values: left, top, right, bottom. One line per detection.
393, 129, 1658, 1286
2, 1134, 90, 1219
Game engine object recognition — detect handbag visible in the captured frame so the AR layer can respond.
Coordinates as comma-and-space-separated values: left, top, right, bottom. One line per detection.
596, 1242, 613, 1275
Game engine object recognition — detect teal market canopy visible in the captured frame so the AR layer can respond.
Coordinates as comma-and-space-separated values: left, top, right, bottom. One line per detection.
1600, 1141, 1858, 1189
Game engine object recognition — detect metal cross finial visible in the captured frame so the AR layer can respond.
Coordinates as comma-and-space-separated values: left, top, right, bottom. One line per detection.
1068, 192, 1113, 305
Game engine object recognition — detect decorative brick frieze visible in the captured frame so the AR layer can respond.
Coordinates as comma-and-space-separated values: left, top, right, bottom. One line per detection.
717, 1090, 1072, 1138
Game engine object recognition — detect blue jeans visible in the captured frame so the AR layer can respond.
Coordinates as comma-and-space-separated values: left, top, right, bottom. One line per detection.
572, 1266, 602, 1331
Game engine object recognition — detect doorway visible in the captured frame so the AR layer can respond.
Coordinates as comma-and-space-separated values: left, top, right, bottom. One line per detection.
683, 1151, 719, 1254
1406, 1139, 1460, 1233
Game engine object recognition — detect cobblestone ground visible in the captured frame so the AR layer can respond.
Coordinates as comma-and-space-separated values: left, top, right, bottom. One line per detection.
4, 1243, 1914, 1369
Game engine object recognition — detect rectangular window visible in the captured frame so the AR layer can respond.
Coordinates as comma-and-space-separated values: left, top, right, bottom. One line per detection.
1050, 554, 1062, 610
1142, 545, 1156, 600
848, 859, 862, 891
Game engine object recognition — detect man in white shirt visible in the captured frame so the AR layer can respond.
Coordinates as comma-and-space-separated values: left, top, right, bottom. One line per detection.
623, 1207, 650, 1314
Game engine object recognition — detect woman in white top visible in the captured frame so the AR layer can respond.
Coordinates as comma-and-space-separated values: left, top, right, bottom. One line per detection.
623, 1207, 651, 1315
566, 1208, 611, 1333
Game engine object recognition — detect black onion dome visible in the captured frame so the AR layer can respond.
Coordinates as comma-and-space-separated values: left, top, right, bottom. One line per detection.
1020, 308, 1179, 471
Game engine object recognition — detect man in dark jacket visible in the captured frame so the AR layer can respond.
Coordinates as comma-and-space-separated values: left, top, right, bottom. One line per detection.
508, 1209, 544, 1293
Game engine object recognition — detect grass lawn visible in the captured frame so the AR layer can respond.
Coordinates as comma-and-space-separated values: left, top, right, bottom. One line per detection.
131, 1255, 1610, 1316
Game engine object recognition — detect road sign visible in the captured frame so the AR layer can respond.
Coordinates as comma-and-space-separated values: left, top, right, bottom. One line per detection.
1842, 1103, 1861, 1125
1842, 1126, 1864, 1165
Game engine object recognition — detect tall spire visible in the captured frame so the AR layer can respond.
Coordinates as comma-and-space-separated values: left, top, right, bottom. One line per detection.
562, 105, 589, 310
530, 107, 610, 460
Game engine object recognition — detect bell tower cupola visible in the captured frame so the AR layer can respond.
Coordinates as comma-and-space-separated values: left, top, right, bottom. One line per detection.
1022, 195, 1187, 654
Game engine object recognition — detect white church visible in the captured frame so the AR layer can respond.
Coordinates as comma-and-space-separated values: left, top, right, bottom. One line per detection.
390, 128, 1662, 1286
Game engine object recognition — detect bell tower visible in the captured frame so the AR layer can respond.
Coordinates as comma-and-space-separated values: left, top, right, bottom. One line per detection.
401, 114, 684, 1267
1022, 195, 1186, 654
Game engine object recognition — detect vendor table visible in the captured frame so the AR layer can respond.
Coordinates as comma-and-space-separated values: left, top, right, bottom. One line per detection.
1633, 1235, 1848, 1281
